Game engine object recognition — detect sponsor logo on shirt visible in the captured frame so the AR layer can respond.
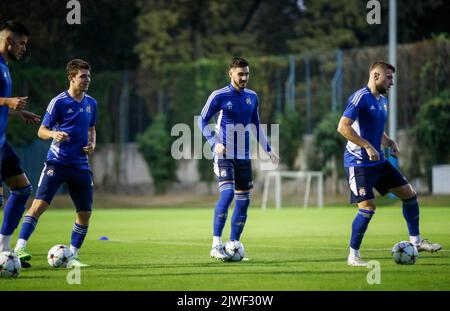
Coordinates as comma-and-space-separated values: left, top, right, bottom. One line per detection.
370, 105, 376, 110
67, 108, 74, 113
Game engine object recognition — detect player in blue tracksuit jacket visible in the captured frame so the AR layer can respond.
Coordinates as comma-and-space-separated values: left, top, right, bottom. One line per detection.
198, 57, 279, 261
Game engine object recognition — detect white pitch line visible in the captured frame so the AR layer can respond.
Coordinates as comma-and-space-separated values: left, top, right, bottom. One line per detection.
102, 239, 450, 253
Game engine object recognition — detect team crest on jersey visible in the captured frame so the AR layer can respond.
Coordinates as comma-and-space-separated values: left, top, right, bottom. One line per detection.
46, 169, 54, 176
86, 105, 91, 113
358, 187, 366, 197
246, 97, 251, 105
226, 101, 233, 110
220, 169, 227, 177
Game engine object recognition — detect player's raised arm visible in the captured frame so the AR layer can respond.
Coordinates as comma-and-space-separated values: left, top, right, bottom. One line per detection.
337, 116, 379, 161
9, 110, 41, 124
37, 124, 69, 142
0, 96, 27, 110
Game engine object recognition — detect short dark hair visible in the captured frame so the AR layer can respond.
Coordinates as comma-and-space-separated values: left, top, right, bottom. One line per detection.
229, 57, 249, 69
0, 20, 30, 37
67, 59, 91, 78
369, 61, 396, 73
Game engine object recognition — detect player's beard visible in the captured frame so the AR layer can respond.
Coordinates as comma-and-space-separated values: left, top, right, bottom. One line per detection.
237, 79, 247, 89
376, 83, 388, 95
7, 49, 21, 61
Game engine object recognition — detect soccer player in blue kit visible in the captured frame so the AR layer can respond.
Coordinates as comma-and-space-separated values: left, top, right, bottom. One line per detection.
0, 21, 41, 261
15, 59, 97, 267
337, 61, 442, 266
198, 57, 279, 261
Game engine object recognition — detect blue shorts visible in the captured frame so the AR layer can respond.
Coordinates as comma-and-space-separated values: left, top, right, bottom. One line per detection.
345, 161, 408, 203
214, 157, 253, 191
0, 141, 24, 183
36, 161, 94, 212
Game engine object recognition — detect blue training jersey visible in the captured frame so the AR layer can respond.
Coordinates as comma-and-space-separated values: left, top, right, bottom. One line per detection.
342, 86, 388, 167
42, 91, 97, 169
0, 54, 12, 148
198, 84, 271, 159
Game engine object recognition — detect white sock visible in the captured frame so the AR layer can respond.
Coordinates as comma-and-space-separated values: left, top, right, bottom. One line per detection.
349, 247, 360, 258
70, 245, 79, 257
15, 239, 27, 250
410, 235, 422, 245
212, 236, 222, 248
0, 234, 12, 252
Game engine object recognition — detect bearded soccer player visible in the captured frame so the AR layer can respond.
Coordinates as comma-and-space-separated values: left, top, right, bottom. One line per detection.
198, 57, 279, 261
15, 59, 97, 267
0, 21, 40, 265
337, 61, 442, 266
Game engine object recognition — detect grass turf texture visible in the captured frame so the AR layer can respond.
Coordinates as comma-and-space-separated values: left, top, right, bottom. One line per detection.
1, 206, 449, 290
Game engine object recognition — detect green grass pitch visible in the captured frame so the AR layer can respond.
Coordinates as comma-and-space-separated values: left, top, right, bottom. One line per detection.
1, 206, 449, 290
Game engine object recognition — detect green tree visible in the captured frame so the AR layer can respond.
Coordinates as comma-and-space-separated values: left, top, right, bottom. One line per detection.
0, 0, 139, 70
413, 90, 450, 188
276, 110, 303, 170
309, 112, 345, 194
137, 113, 178, 193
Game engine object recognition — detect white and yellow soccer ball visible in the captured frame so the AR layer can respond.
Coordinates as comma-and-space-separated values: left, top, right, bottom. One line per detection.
0, 251, 21, 278
224, 240, 245, 262
47, 244, 74, 268
392, 241, 419, 265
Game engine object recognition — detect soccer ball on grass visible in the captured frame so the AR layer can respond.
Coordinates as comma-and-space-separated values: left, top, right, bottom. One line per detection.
391, 241, 418, 265
224, 240, 245, 262
0, 251, 21, 278
48, 244, 74, 268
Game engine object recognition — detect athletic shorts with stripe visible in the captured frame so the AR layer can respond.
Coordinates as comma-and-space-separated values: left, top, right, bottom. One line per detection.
345, 160, 408, 204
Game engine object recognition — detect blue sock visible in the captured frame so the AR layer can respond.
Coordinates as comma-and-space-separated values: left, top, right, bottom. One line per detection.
71, 223, 88, 249
402, 195, 420, 236
18, 215, 38, 241
230, 192, 250, 241
1, 185, 32, 235
213, 183, 234, 237
350, 209, 374, 250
